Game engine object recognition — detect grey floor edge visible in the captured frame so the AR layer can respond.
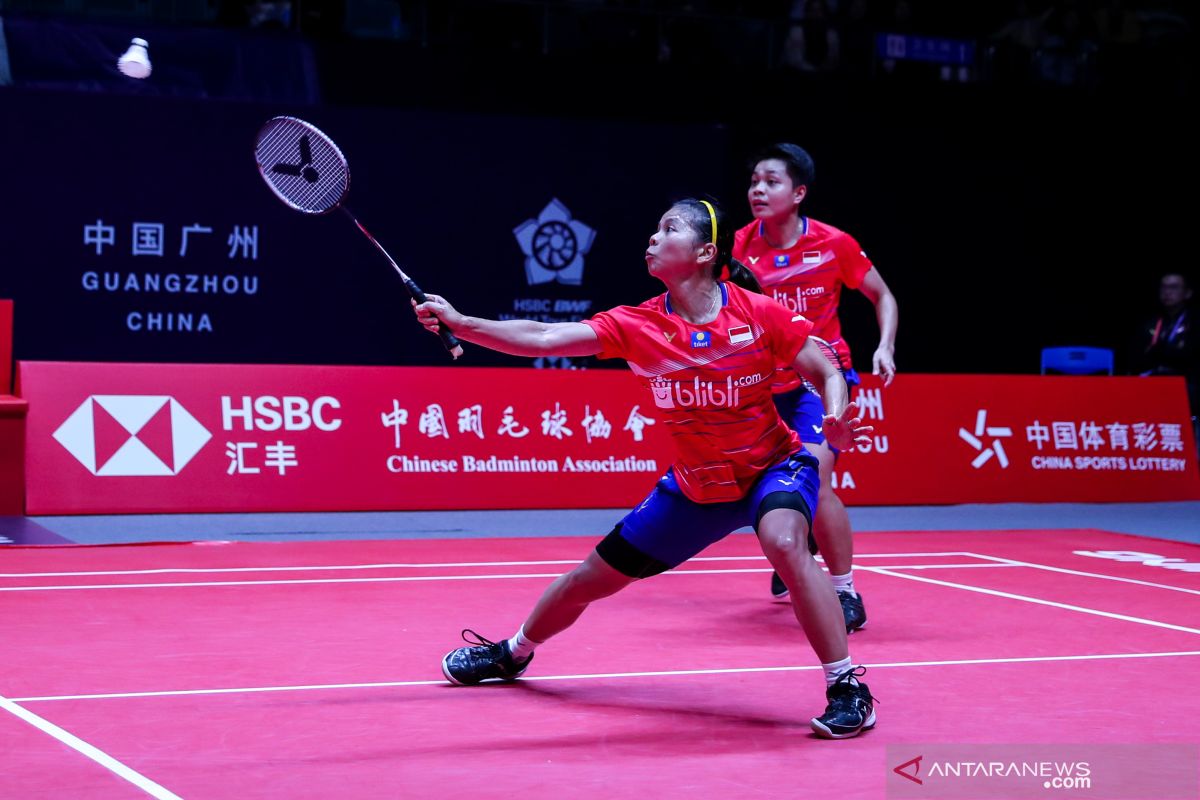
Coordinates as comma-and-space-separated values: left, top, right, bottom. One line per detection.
20, 502, 1200, 546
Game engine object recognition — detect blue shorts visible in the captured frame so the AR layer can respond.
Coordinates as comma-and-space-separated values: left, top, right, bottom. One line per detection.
599, 450, 820, 577
773, 369, 861, 451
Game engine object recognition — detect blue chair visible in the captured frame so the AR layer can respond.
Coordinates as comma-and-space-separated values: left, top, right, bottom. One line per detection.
1040, 347, 1114, 376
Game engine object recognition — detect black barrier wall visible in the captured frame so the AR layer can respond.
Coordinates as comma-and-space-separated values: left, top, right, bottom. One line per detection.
0, 88, 722, 368
1, 82, 1194, 374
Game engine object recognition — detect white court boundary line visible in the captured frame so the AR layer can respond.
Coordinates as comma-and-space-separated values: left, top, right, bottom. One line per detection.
3, 551, 1194, 636
861, 567, 1200, 635
962, 552, 1200, 597
0, 563, 1018, 593
0, 551, 977, 579
12, 650, 1200, 704
0, 693, 181, 799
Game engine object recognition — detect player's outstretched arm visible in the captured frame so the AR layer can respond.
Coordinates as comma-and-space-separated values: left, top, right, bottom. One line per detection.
412, 295, 602, 358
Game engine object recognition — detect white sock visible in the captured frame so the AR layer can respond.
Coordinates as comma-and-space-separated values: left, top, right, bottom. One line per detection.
822, 656, 860, 687
830, 571, 856, 597
507, 625, 541, 661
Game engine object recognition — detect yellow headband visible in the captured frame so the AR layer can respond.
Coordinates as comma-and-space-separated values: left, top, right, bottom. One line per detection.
699, 200, 717, 245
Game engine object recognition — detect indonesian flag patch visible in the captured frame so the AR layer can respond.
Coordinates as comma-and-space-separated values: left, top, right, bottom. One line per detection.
728, 325, 753, 344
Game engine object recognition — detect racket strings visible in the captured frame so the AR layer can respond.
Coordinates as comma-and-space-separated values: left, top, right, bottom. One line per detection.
255, 118, 349, 214
801, 336, 847, 394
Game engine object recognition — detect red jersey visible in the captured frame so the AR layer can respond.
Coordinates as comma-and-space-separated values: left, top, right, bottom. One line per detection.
733, 217, 873, 393
582, 281, 813, 504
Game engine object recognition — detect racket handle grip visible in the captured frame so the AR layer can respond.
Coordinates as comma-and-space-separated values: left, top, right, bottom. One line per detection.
404, 279, 464, 360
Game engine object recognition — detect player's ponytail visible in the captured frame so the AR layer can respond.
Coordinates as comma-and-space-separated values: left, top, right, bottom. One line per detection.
726, 259, 763, 294
677, 197, 764, 295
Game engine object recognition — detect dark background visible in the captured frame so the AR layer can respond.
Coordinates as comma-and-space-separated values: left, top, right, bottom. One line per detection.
0, 1, 1194, 374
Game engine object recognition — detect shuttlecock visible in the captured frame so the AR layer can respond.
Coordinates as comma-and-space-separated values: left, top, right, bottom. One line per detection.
117, 38, 151, 79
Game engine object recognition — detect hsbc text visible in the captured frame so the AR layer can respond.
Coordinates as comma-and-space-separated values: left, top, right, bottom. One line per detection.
222, 396, 342, 432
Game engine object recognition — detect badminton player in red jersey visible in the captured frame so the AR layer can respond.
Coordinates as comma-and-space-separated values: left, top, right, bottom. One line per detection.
735, 144, 899, 631
413, 198, 878, 739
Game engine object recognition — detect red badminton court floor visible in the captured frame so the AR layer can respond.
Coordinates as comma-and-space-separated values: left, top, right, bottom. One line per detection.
3, 528, 1198, 799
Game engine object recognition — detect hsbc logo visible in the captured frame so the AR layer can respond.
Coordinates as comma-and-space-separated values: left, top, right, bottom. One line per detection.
53, 396, 212, 476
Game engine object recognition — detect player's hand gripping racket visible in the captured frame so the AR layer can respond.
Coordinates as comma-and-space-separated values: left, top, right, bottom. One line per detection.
253, 116, 463, 359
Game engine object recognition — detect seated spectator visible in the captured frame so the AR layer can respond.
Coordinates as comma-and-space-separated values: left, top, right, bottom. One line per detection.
1034, 0, 1099, 87
1133, 272, 1197, 455
781, 0, 841, 71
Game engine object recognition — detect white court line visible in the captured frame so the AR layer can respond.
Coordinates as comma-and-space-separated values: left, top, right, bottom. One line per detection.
0, 563, 1015, 592
0, 693, 181, 799
0, 552, 976, 579
0, 569, 776, 592
12, 650, 1200, 704
962, 552, 1200, 597
874, 563, 1022, 570
862, 567, 1200, 636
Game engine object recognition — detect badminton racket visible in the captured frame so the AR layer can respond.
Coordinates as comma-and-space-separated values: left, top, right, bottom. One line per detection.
799, 335, 848, 395
254, 116, 463, 359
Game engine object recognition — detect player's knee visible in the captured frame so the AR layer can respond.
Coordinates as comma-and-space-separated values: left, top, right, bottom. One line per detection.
556, 566, 604, 603
757, 514, 811, 564
559, 555, 633, 603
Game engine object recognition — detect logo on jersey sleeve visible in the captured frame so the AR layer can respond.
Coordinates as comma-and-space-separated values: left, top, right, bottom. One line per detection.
727, 325, 754, 344
774, 255, 789, 267
691, 331, 711, 349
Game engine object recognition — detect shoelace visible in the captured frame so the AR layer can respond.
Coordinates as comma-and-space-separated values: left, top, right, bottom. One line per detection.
831, 666, 880, 705
460, 629, 501, 648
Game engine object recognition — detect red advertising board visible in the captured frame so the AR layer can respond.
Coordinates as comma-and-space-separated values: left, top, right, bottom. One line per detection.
18, 362, 1200, 514
1, 299, 13, 393
832, 373, 1199, 504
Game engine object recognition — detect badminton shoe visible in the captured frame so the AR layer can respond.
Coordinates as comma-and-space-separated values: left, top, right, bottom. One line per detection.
442, 629, 533, 685
839, 591, 867, 633
811, 667, 877, 739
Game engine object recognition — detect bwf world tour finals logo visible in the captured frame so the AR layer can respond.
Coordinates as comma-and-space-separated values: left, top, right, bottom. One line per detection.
513, 198, 595, 286
507, 199, 597, 369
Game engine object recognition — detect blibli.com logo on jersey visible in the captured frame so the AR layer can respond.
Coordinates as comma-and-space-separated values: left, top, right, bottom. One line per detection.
772, 286, 825, 314
649, 374, 765, 410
